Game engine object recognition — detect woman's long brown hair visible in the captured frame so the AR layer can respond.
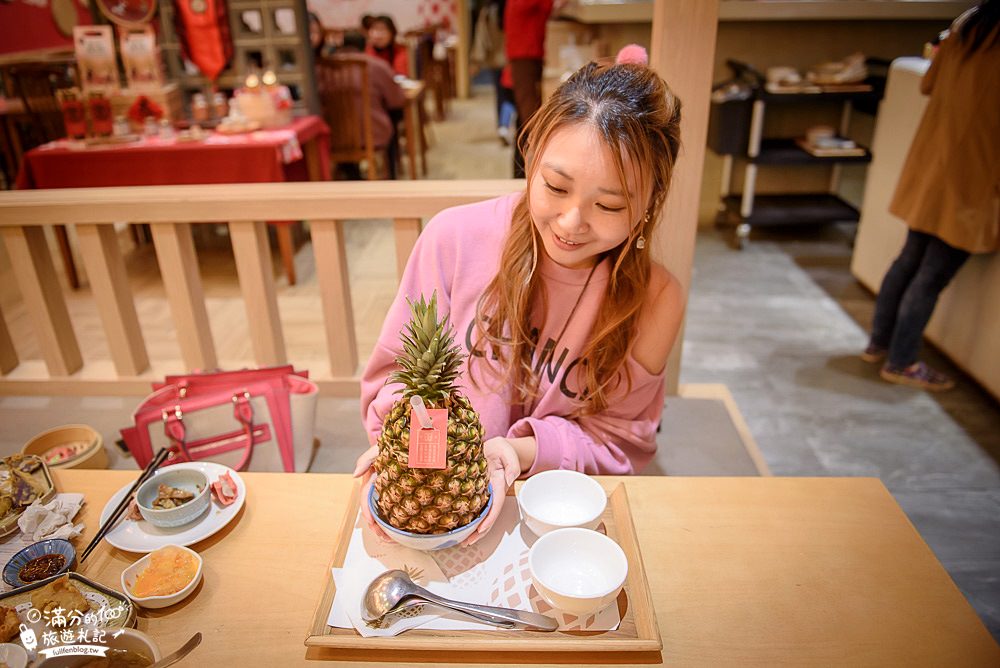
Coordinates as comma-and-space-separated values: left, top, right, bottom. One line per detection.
470, 59, 682, 415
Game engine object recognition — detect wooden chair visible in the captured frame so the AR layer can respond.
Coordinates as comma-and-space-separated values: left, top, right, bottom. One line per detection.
315, 55, 390, 180
410, 30, 451, 122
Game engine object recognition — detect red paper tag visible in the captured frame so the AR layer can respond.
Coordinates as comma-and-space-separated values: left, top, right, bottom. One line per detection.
407, 408, 448, 469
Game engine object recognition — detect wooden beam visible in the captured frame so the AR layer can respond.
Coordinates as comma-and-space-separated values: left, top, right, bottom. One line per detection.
150, 222, 217, 371
77, 223, 150, 376
1, 226, 82, 376
392, 218, 422, 281
0, 181, 524, 227
0, 303, 17, 374
229, 220, 287, 367
650, 0, 719, 394
310, 219, 357, 377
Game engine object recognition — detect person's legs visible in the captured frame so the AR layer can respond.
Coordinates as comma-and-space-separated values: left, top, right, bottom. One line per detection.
865, 229, 931, 359
884, 234, 970, 369
510, 58, 543, 178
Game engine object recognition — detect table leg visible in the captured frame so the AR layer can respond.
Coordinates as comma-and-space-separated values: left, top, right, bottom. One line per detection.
404, 101, 418, 180
54, 225, 80, 290
304, 138, 326, 181
417, 96, 428, 177
276, 224, 296, 286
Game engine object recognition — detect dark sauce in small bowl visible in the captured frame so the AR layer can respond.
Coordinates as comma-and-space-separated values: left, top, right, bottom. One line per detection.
19, 553, 66, 583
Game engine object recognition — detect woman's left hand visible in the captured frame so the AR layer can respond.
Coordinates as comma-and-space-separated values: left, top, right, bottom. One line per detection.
462, 437, 521, 547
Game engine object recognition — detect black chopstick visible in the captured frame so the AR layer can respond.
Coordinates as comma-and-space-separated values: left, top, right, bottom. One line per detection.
80, 447, 171, 563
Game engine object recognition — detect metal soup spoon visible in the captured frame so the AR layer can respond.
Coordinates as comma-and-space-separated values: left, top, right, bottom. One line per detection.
362, 569, 558, 631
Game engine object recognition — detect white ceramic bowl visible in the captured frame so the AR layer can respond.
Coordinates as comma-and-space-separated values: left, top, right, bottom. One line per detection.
518, 470, 607, 536
368, 484, 492, 551
0, 643, 27, 668
121, 544, 203, 609
37, 629, 161, 667
528, 527, 628, 615
135, 467, 210, 528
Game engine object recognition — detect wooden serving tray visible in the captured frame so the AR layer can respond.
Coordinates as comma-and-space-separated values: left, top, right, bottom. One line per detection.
305, 481, 661, 652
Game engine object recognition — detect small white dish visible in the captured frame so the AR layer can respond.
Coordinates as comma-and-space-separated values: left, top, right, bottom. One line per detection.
121, 544, 203, 609
36, 629, 160, 667
518, 470, 607, 536
528, 527, 628, 615
0, 643, 27, 668
99, 462, 246, 553
136, 467, 210, 528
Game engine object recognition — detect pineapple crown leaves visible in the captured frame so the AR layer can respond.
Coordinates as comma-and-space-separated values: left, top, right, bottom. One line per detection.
389, 292, 465, 403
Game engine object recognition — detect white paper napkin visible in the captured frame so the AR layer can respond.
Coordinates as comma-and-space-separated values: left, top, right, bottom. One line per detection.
17, 493, 85, 541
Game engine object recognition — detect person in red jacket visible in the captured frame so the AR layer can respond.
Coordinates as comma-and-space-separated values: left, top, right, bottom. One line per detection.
365, 14, 410, 78
505, 0, 566, 177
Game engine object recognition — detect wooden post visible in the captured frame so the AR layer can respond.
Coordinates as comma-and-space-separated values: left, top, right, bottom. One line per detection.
392, 218, 422, 281
310, 219, 358, 377
229, 220, 287, 367
77, 223, 150, 376
0, 303, 17, 374
150, 222, 218, 371
1, 226, 83, 376
455, 0, 471, 99
650, 0, 719, 394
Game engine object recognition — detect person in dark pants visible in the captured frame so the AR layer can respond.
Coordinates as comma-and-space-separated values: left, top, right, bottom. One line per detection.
504, 0, 566, 177
863, 0, 999, 391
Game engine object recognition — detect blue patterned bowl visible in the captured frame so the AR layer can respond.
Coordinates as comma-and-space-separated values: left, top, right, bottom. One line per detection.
368, 483, 493, 551
3, 538, 76, 588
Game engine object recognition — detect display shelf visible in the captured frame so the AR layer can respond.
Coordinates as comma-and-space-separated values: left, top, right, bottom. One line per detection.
752, 138, 872, 165
721, 193, 860, 227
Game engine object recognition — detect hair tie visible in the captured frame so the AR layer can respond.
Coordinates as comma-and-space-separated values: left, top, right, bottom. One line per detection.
615, 44, 649, 66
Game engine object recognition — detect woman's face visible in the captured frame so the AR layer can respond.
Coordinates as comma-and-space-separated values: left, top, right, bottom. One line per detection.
368, 22, 392, 48
528, 123, 644, 269
309, 20, 323, 48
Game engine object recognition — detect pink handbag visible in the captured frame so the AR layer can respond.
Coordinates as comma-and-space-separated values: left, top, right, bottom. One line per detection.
121, 365, 318, 472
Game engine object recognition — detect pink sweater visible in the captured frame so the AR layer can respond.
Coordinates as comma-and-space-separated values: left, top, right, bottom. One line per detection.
360, 193, 665, 475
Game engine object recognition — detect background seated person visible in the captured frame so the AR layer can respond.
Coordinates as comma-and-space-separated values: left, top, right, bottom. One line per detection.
365, 14, 409, 78
322, 31, 406, 179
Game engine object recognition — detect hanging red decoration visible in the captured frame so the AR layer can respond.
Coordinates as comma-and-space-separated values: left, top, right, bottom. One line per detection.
171, 0, 234, 81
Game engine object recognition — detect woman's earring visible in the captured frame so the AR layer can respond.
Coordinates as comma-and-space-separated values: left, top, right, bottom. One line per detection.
636, 235, 646, 250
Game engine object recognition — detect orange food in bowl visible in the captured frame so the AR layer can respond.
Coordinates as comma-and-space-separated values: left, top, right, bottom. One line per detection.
131, 546, 199, 598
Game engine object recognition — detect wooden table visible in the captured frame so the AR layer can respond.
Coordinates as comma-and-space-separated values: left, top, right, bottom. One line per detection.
402, 81, 427, 180
15, 116, 331, 287
56, 471, 999, 666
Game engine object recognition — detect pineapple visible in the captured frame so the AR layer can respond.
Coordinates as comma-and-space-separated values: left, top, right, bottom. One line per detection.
372, 294, 490, 533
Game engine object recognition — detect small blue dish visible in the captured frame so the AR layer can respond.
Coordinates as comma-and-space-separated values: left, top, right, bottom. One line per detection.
369, 483, 493, 551
3, 538, 76, 588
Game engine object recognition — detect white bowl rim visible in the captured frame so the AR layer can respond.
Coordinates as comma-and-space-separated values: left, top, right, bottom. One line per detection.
136, 469, 209, 514
105, 628, 162, 661
519, 470, 607, 528
368, 483, 493, 538
120, 543, 203, 602
528, 527, 628, 600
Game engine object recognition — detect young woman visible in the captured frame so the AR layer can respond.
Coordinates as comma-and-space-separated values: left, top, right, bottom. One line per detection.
355, 46, 684, 544
863, 0, 999, 390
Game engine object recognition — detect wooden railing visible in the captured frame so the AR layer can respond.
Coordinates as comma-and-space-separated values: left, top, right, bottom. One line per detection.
0, 181, 520, 396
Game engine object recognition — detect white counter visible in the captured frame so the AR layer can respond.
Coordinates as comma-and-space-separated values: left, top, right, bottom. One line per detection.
851, 58, 1000, 399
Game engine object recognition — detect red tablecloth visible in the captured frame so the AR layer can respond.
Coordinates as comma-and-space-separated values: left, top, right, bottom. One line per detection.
16, 115, 331, 189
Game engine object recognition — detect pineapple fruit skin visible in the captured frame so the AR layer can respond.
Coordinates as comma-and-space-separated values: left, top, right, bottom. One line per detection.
373, 392, 490, 534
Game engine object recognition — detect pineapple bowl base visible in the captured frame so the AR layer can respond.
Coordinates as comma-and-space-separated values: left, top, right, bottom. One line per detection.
368, 484, 494, 551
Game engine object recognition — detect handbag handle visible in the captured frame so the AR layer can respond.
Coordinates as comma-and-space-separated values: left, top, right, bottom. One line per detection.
161, 391, 256, 471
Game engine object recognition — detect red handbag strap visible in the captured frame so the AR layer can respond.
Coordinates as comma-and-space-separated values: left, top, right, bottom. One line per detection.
161, 391, 256, 471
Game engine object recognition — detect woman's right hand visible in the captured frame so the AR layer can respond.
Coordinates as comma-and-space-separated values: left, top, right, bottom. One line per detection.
353, 445, 390, 541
